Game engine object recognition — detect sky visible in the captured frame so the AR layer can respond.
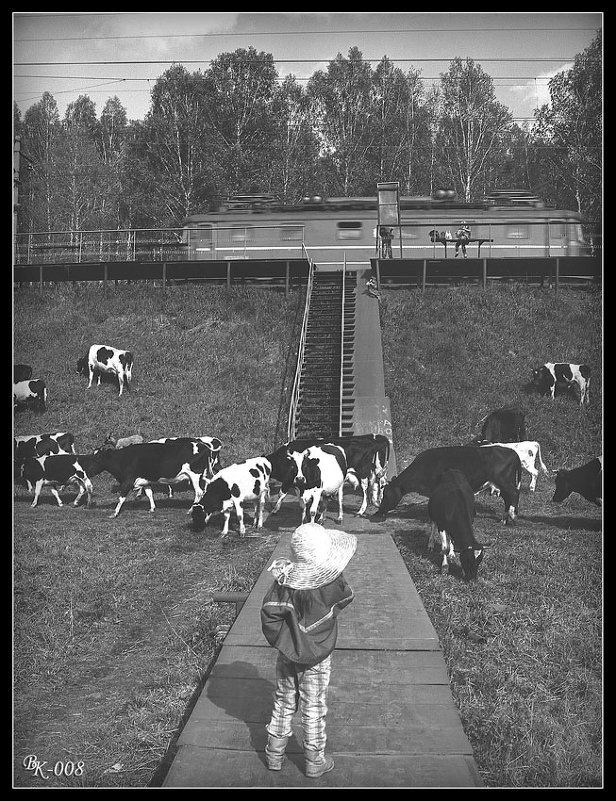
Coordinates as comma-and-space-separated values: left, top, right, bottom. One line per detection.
13, 12, 602, 124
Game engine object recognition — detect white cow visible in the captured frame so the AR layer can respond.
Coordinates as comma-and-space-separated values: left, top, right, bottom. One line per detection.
289, 444, 348, 524
77, 344, 133, 396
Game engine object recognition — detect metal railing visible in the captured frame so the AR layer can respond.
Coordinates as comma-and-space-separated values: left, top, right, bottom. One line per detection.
338, 253, 347, 437
286, 247, 316, 442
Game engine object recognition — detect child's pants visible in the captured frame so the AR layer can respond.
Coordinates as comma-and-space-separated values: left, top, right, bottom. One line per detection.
266, 652, 332, 752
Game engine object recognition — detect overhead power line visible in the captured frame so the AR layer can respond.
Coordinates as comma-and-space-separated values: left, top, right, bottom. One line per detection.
14, 26, 600, 43
15, 57, 586, 66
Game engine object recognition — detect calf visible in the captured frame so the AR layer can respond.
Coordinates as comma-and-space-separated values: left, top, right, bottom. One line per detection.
427, 469, 484, 580
532, 362, 590, 405
14, 432, 76, 463
476, 440, 548, 491
21, 454, 94, 508
190, 457, 272, 536
77, 344, 133, 396
13, 379, 47, 412
290, 444, 348, 524
479, 407, 526, 443
90, 440, 213, 518
376, 445, 521, 525
552, 457, 602, 506
14, 364, 32, 382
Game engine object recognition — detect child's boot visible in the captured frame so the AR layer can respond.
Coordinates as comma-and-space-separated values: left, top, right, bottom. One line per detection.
265, 734, 288, 771
304, 746, 334, 778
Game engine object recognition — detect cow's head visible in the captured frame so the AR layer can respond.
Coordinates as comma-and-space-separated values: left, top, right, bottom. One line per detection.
460, 546, 484, 581
191, 478, 231, 529
287, 450, 306, 489
551, 470, 571, 503
372, 480, 400, 518
531, 368, 544, 385
76, 356, 88, 375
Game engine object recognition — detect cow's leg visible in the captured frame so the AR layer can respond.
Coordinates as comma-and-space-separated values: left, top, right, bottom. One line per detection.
439, 530, 449, 572
527, 465, 539, 491
87, 365, 95, 389
499, 485, 518, 525
71, 480, 86, 506
143, 487, 156, 512
117, 373, 124, 397
110, 496, 128, 518
30, 479, 45, 507
335, 486, 344, 523
220, 508, 231, 537
235, 499, 246, 535
50, 486, 64, 507
356, 477, 369, 516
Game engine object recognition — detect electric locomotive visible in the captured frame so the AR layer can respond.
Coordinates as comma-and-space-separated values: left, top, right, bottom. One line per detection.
181, 190, 592, 267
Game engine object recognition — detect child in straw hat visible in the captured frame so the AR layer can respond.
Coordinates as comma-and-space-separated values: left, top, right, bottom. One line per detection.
260, 522, 357, 778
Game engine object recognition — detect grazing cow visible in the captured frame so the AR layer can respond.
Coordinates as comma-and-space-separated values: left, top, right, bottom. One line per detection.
427, 469, 484, 580
267, 434, 390, 516
14, 379, 47, 412
532, 362, 591, 405
14, 364, 32, 382
21, 454, 94, 508
14, 432, 76, 465
90, 440, 214, 518
375, 445, 521, 525
77, 344, 133, 396
475, 440, 549, 491
289, 444, 348, 524
190, 457, 272, 536
479, 407, 526, 443
552, 457, 602, 506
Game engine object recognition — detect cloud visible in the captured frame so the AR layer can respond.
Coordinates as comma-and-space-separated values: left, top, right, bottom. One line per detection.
510, 62, 574, 111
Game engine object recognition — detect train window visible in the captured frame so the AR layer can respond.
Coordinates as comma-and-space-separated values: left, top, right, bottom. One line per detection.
229, 225, 254, 242
189, 225, 212, 245
505, 224, 530, 239
337, 221, 363, 240
550, 222, 566, 239
280, 225, 304, 241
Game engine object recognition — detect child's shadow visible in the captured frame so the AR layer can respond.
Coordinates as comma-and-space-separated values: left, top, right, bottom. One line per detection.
206, 660, 303, 769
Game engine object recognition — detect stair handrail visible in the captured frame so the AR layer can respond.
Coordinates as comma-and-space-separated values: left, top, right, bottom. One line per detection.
287, 252, 315, 441
338, 253, 347, 436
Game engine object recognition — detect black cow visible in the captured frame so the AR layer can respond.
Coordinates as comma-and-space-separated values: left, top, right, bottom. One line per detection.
21, 454, 94, 508
267, 434, 390, 516
552, 457, 602, 506
90, 440, 214, 518
14, 364, 33, 382
531, 362, 590, 406
14, 379, 47, 412
479, 407, 526, 443
428, 469, 484, 581
375, 445, 521, 525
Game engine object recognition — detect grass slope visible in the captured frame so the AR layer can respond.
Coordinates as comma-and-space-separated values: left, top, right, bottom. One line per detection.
379, 284, 602, 787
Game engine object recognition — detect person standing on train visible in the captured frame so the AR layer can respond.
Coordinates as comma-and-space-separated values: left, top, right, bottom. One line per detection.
455, 221, 471, 258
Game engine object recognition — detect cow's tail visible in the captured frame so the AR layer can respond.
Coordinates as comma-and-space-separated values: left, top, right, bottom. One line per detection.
537, 442, 549, 475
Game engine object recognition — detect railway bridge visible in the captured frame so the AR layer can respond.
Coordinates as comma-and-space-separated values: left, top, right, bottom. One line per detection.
159, 267, 483, 788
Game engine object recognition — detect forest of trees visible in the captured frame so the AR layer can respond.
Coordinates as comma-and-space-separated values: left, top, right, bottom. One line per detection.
13, 32, 601, 234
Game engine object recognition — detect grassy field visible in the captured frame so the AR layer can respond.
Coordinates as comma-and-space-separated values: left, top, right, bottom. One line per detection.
379, 284, 602, 787
13, 281, 602, 788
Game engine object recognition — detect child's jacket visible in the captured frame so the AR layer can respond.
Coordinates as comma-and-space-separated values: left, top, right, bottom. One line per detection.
261, 574, 354, 667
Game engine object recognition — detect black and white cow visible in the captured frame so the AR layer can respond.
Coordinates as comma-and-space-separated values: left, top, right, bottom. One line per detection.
478, 407, 526, 443
14, 432, 76, 465
288, 444, 348, 524
149, 436, 223, 478
77, 344, 134, 396
427, 469, 484, 580
267, 434, 390, 516
21, 454, 94, 508
375, 445, 521, 525
14, 379, 47, 412
475, 440, 549, 492
14, 364, 33, 382
532, 362, 591, 405
190, 457, 272, 536
552, 457, 602, 506
90, 440, 213, 518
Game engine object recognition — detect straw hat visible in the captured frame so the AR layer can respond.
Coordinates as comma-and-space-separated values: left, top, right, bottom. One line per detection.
268, 523, 357, 590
